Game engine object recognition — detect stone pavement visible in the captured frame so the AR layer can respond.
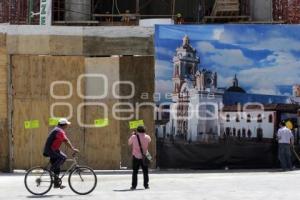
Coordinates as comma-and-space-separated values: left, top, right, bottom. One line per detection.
1, 169, 300, 200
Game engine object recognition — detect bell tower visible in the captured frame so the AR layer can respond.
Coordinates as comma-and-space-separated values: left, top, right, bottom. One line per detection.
172, 35, 200, 101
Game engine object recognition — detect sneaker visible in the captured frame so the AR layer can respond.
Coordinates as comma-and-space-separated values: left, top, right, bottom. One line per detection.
130, 187, 136, 190
54, 184, 66, 189
59, 185, 66, 189
144, 186, 150, 189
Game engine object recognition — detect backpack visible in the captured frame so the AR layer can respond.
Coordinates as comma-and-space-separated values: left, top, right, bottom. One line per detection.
43, 128, 59, 157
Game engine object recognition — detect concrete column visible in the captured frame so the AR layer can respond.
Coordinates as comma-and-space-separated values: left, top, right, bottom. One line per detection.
65, 0, 91, 21
250, 0, 273, 21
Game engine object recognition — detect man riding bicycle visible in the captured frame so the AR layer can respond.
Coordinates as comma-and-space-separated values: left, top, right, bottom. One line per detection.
43, 118, 79, 189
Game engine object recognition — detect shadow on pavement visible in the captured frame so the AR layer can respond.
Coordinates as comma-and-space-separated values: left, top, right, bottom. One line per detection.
26, 194, 81, 198
113, 189, 144, 192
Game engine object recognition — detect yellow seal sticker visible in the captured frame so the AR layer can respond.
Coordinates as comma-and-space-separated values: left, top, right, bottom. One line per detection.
49, 118, 60, 126
94, 118, 109, 127
129, 120, 144, 129
24, 120, 40, 129
30, 120, 40, 129
24, 121, 31, 129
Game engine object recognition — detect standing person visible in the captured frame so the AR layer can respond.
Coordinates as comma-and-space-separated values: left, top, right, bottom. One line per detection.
277, 121, 294, 171
128, 126, 151, 190
43, 118, 79, 189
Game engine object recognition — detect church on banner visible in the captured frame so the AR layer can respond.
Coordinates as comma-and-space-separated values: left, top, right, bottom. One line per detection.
157, 35, 300, 143
168, 35, 223, 142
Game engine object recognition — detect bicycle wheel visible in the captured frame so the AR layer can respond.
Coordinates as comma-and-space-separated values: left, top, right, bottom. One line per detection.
24, 166, 53, 195
68, 166, 97, 195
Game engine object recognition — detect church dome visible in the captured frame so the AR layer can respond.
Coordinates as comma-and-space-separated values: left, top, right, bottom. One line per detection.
226, 74, 246, 93
226, 86, 246, 93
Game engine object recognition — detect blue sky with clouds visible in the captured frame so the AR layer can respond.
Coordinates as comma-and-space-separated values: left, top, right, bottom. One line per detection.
155, 24, 300, 97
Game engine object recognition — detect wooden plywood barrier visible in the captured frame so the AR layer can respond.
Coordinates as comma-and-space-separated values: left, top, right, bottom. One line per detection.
11, 55, 155, 170
0, 33, 8, 171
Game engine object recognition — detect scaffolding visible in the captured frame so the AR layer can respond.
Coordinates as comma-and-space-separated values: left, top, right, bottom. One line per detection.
273, 0, 289, 21
273, 0, 300, 23
204, 0, 250, 23
288, 0, 300, 23
0, 0, 40, 24
1, 0, 300, 25
0, 0, 9, 23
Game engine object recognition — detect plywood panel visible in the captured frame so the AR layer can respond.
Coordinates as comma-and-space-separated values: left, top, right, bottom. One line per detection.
0, 48, 7, 66
45, 56, 86, 159
12, 55, 31, 98
84, 100, 121, 169
0, 35, 8, 171
84, 57, 121, 169
83, 37, 154, 56
0, 33, 6, 48
85, 57, 120, 99
13, 100, 49, 169
0, 119, 8, 171
49, 36, 83, 56
11, 35, 50, 55
119, 56, 156, 168
12, 55, 85, 169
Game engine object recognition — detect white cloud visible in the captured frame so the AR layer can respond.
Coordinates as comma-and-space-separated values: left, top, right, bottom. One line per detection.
238, 52, 300, 95
217, 28, 300, 54
249, 87, 280, 95
212, 28, 224, 40
197, 41, 215, 53
210, 49, 253, 67
156, 47, 175, 57
196, 41, 253, 67
155, 80, 173, 94
247, 37, 300, 52
218, 28, 258, 44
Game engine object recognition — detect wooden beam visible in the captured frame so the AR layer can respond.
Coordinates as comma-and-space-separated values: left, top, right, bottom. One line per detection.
7, 54, 13, 172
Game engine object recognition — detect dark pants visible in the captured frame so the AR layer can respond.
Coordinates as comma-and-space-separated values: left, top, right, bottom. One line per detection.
278, 143, 292, 170
131, 156, 149, 188
48, 150, 67, 177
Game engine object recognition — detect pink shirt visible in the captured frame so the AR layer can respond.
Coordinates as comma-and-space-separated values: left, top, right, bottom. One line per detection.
128, 133, 151, 159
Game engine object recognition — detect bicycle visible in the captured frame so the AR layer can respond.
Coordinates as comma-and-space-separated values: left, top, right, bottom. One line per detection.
24, 153, 97, 195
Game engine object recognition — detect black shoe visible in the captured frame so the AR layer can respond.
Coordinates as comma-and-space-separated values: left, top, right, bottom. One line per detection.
144, 186, 150, 189
130, 187, 136, 190
54, 184, 66, 189
59, 185, 66, 189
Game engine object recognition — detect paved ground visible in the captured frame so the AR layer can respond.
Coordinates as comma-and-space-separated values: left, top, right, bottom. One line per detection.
1, 169, 300, 200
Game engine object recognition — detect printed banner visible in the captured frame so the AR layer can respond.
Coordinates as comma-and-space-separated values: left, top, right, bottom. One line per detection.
155, 25, 300, 169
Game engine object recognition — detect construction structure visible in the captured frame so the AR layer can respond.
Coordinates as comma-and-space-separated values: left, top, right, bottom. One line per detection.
1, 0, 300, 25
204, 0, 251, 22
0, 25, 156, 172
0, 0, 299, 173
273, 0, 300, 23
